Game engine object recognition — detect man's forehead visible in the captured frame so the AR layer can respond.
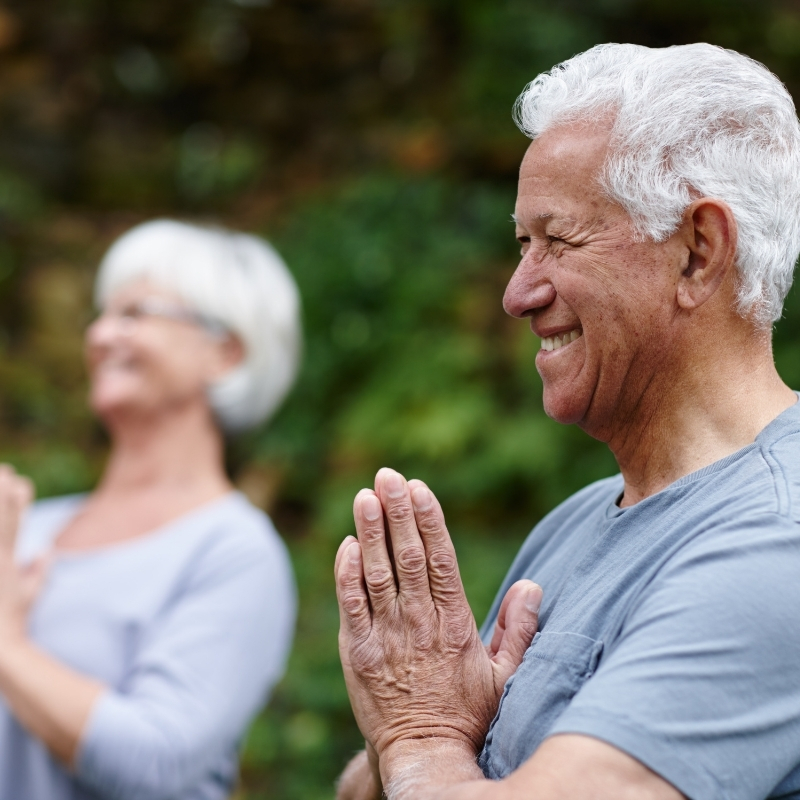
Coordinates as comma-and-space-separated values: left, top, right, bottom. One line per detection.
514, 126, 612, 223
519, 125, 610, 182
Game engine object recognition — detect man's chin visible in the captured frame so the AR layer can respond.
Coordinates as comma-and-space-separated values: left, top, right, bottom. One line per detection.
542, 387, 589, 426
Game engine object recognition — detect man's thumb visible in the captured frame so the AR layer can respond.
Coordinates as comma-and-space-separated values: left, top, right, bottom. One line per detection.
487, 579, 542, 688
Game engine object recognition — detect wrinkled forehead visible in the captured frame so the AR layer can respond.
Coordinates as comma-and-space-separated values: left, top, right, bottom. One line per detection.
515, 124, 616, 224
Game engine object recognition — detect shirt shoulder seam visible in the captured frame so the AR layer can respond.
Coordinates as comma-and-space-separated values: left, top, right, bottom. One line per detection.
759, 441, 791, 518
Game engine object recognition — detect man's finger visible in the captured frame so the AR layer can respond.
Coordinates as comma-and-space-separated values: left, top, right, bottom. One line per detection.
336, 540, 372, 642
354, 488, 397, 616
488, 579, 542, 691
335, 534, 357, 579
408, 480, 464, 609
374, 469, 431, 603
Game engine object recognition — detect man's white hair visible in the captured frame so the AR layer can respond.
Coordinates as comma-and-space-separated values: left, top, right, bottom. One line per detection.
514, 43, 800, 326
95, 219, 301, 432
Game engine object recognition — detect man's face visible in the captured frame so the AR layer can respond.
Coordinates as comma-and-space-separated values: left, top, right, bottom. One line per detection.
505, 124, 686, 437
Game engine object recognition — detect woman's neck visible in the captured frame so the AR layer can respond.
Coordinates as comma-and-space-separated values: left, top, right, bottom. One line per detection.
97, 401, 232, 500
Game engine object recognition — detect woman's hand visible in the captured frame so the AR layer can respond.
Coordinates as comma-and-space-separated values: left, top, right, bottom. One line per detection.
335, 468, 542, 767
0, 465, 41, 644
0, 464, 104, 768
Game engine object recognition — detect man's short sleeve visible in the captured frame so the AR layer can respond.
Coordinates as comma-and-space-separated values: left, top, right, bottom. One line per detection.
549, 514, 800, 800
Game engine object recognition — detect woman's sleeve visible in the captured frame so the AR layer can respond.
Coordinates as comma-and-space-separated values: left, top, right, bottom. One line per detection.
74, 523, 296, 800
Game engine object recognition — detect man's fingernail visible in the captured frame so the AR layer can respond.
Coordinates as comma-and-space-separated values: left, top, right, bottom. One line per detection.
411, 486, 432, 512
383, 470, 404, 498
525, 586, 543, 614
362, 494, 382, 521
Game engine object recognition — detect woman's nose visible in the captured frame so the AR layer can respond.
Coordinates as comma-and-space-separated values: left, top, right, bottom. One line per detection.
86, 314, 110, 346
85, 311, 128, 349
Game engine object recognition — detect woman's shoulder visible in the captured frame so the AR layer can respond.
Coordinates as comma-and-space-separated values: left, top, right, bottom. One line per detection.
182, 491, 293, 582
201, 492, 285, 550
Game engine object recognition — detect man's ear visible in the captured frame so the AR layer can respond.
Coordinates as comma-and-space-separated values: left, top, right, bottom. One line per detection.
676, 198, 738, 312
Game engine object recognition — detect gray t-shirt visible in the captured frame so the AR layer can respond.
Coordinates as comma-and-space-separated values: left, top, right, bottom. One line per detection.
479, 396, 800, 800
0, 491, 296, 800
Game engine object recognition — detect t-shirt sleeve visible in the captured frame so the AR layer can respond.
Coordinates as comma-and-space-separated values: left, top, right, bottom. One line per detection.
74, 521, 296, 800
549, 514, 800, 800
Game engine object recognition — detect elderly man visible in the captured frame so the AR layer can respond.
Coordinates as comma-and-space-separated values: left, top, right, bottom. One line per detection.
334, 43, 800, 800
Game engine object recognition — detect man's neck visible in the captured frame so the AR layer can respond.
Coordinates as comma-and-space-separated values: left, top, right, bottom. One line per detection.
607, 328, 796, 508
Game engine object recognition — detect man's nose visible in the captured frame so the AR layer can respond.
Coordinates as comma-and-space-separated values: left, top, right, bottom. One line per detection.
502, 261, 557, 318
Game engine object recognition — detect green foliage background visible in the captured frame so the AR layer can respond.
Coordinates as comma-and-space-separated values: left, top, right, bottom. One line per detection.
0, 1, 798, 797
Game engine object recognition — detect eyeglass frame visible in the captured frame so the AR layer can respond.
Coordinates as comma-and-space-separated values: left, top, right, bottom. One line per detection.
95, 297, 230, 339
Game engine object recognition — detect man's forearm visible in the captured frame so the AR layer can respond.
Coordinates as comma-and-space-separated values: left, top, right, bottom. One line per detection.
381, 739, 494, 800
381, 734, 688, 800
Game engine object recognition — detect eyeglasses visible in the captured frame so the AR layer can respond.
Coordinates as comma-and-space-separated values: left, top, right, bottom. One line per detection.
97, 298, 229, 338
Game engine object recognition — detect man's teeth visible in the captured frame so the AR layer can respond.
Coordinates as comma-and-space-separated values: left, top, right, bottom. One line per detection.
540, 329, 582, 352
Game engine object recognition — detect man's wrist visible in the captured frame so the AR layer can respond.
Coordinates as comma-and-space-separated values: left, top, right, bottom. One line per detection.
380, 738, 483, 800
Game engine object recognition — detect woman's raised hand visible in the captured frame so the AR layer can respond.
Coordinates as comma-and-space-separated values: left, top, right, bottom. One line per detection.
0, 465, 33, 556
0, 465, 42, 643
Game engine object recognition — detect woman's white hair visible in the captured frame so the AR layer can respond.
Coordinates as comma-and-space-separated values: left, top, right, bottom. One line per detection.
95, 219, 301, 432
514, 43, 800, 326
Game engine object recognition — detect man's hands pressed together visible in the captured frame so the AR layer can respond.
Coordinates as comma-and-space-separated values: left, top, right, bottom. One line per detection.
335, 467, 542, 798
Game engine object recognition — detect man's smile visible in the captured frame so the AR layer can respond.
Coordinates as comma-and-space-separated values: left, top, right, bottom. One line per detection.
539, 328, 583, 352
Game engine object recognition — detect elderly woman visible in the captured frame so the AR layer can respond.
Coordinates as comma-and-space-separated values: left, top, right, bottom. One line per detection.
0, 219, 301, 800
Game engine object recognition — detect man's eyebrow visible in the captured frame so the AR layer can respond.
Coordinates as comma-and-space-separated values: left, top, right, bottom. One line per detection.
510, 212, 558, 225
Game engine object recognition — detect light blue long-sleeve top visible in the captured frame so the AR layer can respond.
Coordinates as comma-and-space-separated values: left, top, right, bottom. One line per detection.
0, 491, 296, 800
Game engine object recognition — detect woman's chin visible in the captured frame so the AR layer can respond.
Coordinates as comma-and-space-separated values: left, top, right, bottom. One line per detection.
89, 391, 143, 422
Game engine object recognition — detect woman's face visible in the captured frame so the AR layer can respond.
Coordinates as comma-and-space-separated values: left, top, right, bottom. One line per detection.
86, 280, 241, 426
